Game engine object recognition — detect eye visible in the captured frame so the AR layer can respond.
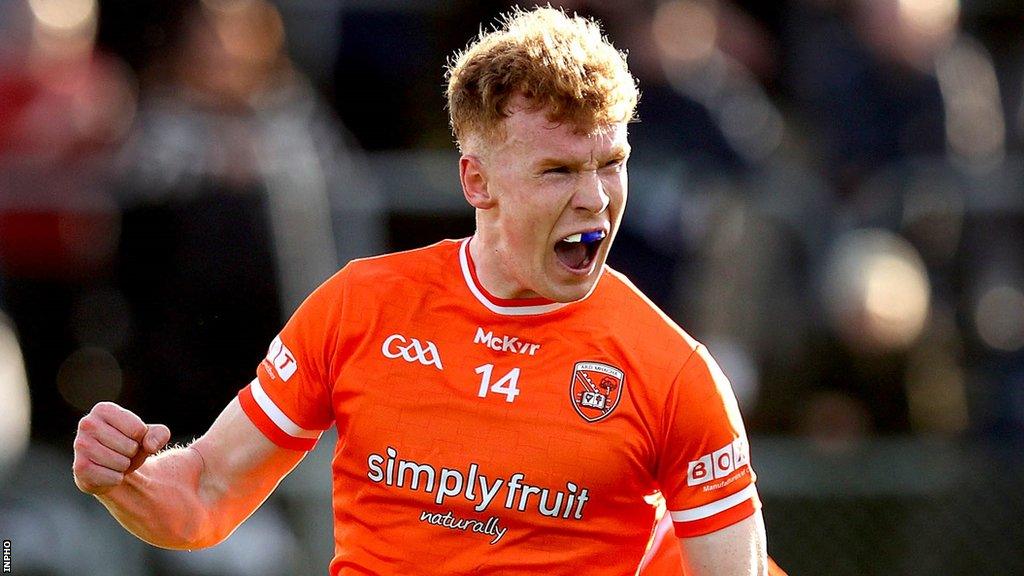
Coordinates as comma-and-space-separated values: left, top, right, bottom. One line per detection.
602, 158, 625, 170
543, 166, 571, 175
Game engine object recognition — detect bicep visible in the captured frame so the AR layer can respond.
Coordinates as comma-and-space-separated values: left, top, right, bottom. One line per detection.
190, 398, 307, 519
677, 511, 767, 576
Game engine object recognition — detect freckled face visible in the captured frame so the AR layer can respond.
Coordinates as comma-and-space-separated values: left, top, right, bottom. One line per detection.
472, 106, 630, 303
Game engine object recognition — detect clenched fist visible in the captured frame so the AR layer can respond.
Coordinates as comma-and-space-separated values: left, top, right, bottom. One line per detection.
73, 402, 171, 495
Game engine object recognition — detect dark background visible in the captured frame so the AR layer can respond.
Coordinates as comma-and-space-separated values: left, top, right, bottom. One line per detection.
1, 0, 1022, 573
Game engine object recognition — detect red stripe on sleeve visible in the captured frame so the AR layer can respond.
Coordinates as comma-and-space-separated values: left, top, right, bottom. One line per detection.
238, 384, 317, 451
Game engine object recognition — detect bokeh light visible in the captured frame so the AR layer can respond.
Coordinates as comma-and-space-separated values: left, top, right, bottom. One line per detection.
935, 38, 1005, 169
0, 314, 31, 480
823, 229, 932, 353
718, 90, 784, 163
27, 0, 96, 34
56, 347, 123, 412
897, 0, 960, 39
206, 0, 285, 64
974, 284, 1024, 352
26, 0, 98, 61
653, 0, 718, 65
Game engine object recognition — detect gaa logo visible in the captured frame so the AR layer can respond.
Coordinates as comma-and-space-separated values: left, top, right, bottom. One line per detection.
569, 361, 625, 423
381, 334, 444, 370
686, 437, 750, 486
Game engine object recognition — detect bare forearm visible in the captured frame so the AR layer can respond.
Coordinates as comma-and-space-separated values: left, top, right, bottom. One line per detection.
75, 399, 304, 550
95, 446, 220, 549
679, 513, 768, 576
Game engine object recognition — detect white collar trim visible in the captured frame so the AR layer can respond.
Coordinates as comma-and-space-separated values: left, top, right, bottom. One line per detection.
458, 238, 571, 317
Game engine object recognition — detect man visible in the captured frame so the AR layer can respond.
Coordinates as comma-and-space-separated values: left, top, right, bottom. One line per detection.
73, 7, 769, 575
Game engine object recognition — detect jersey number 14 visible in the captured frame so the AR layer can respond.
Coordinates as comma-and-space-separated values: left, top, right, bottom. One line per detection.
475, 364, 521, 403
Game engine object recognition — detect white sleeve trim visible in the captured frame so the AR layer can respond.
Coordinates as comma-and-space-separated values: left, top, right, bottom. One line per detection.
250, 378, 323, 439
669, 484, 758, 523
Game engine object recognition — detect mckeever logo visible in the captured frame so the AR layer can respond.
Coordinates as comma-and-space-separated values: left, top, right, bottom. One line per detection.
473, 327, 541, 356
381, 334, 443, 370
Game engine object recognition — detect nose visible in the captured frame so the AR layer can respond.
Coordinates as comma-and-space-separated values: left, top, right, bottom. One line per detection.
572, 170, 610, 214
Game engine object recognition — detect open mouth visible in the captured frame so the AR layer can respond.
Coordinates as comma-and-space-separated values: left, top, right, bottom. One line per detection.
554, 229, 606, 271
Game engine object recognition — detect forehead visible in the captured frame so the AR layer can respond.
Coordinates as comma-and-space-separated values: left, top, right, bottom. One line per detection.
498, 105, 629, 161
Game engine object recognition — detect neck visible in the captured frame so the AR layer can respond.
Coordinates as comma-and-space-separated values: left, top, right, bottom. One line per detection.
468, 233, 538, 300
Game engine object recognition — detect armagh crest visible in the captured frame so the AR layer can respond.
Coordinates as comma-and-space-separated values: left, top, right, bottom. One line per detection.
570, 361, 625, 422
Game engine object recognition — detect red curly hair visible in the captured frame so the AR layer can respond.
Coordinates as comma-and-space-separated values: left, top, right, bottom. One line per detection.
446, 6, 639, 150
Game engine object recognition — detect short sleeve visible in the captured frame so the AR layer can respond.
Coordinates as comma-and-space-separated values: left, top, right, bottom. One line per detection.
238, 270, 344, 451
657, 345, 760, 537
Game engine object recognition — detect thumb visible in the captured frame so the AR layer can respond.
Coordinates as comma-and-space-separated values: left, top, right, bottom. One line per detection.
142, 424, 171, 454
126, 424, 171, 473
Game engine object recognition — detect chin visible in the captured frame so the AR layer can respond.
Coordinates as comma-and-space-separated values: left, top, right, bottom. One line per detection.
548, 275, 601, 303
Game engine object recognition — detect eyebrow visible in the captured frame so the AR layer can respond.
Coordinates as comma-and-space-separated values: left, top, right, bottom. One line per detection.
535, 145, 631, 169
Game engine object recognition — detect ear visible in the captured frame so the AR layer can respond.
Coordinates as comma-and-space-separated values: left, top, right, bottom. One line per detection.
460, 155, 496, 209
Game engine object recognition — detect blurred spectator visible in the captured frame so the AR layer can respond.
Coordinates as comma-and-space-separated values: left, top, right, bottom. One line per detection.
585, 0, 794, 313
781, 0, 948, 194
592, 0, 760, 308
0, 0, 136, 444
112, 0, 384, 439
578, 2, 843, 434
744, 0, 1024, 441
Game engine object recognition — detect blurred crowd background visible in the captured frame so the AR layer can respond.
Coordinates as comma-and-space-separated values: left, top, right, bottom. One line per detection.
0, 0, 1022, 574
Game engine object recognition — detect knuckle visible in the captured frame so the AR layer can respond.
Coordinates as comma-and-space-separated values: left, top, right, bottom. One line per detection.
78, 415, 96, 432
72, 435, 90, 454
73, 464, 97, 487
75, 434, 95, 453
95, 402, 128, 421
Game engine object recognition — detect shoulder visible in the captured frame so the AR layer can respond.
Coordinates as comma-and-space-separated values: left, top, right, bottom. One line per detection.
297, 239, 461, 315
596, 266, 700, 356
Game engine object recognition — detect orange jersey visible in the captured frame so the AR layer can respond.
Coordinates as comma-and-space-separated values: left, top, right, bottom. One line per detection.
239, 238, 759, 575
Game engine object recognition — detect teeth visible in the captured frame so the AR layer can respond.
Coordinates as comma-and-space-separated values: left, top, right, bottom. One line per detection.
562, 230, 606, 244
